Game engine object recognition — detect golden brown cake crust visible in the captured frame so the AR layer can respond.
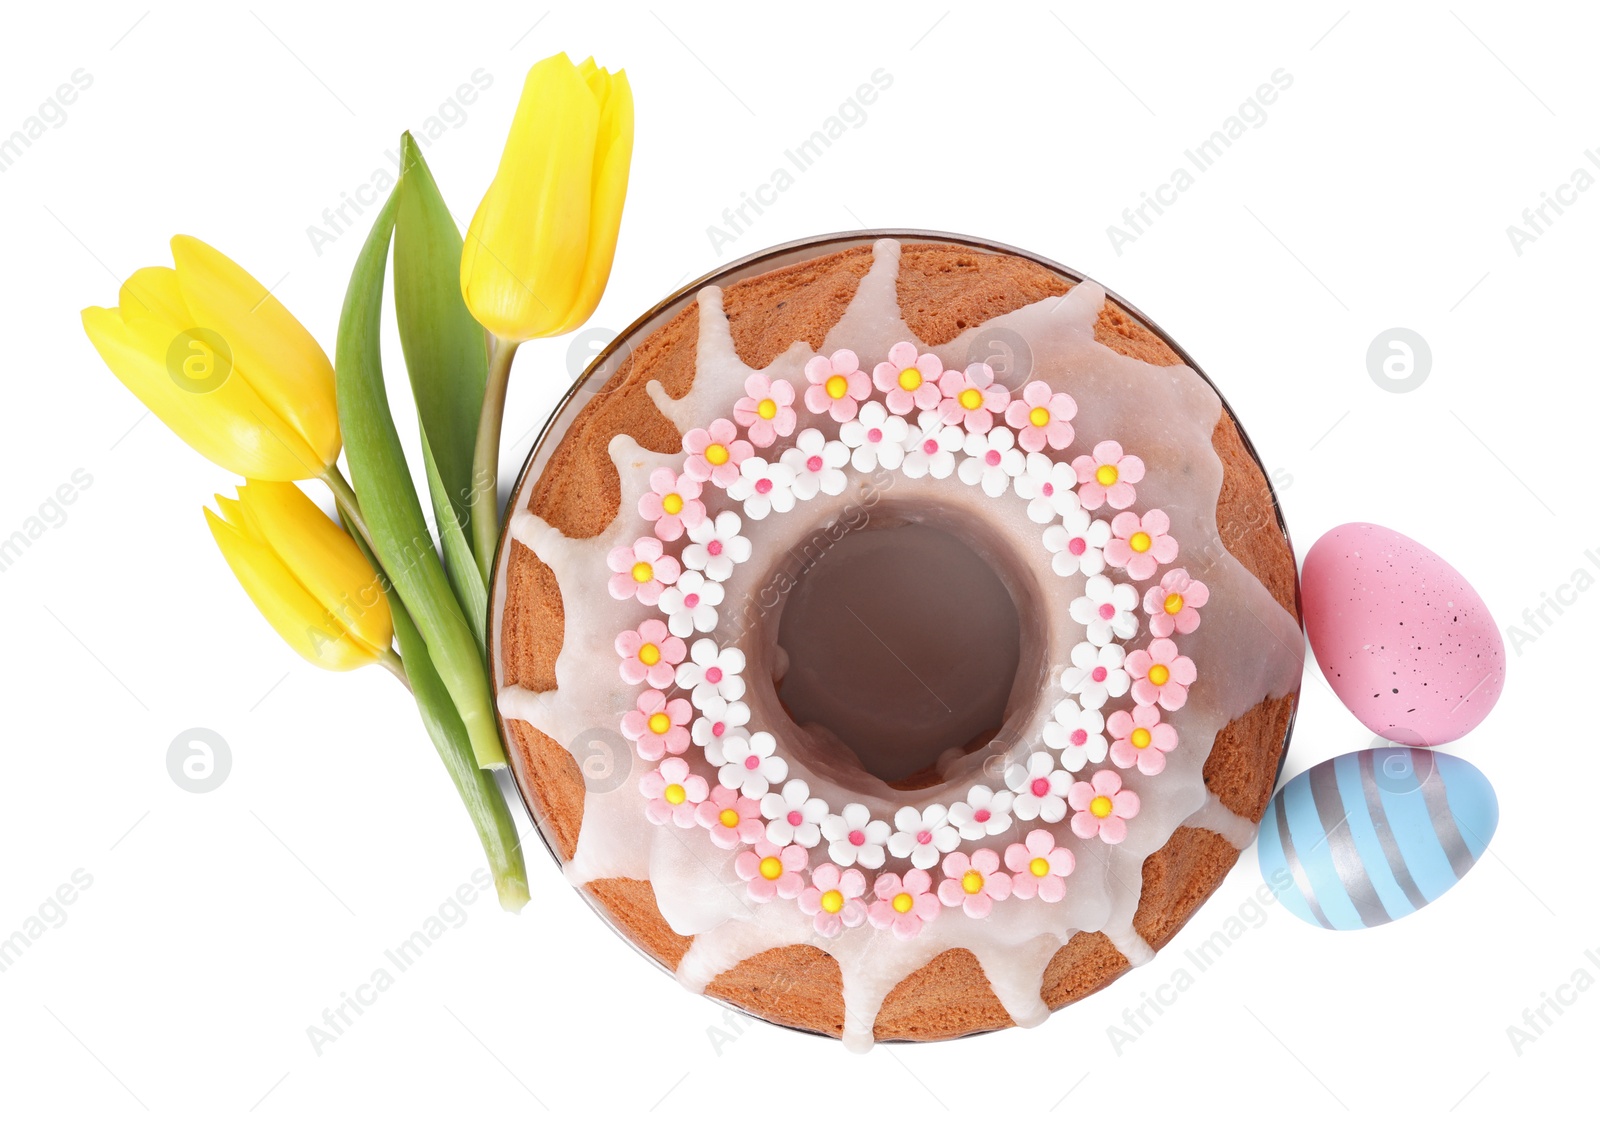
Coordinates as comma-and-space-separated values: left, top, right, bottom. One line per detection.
497, 240, 1299, 1043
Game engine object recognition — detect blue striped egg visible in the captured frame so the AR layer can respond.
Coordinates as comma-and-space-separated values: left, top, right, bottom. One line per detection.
1258, 748, 1497, 930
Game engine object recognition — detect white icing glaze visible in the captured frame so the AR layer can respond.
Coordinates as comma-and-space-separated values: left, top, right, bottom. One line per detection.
499, 238, 1301, 1048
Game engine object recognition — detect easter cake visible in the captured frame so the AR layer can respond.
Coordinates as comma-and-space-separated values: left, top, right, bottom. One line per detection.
490, 234, 1303, 1048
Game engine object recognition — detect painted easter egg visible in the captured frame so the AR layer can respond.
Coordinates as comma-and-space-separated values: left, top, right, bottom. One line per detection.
1302, 522, 1504, 746
1258, 747, 1497, 930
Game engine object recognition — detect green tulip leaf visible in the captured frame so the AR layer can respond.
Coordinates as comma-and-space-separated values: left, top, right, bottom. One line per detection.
421, 424, 487, 654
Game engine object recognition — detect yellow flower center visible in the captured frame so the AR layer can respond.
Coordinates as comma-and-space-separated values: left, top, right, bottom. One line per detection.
825, 373, 849, 399
705, 442, 730, 466
662, 492, 684, 515
1029, 406, 1052, 427
1029, 856, 1051, 878
898, 367, 923, 391
719, 808, 741, 828
1131, 727, 1152, 750
1163, 592, 1185, 615
757, 398, 779, 420
664, 783, 686, 805
961, 869, 985, 895
1129, 531, 1152, 553
892, 892, 915, 914
638, 642, 661, 666
631, 561, 654, 583
647, 712, 672, 735
759, 856, 784, 881
958, 387, 984, 411
1090, 795, 1114, 819
820, 889, 845, 914
1095, 464, 1119, 487
1148, 664, 1170, 687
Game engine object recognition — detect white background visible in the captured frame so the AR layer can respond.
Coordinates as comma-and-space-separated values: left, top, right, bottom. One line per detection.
2, 1, 1595, 1117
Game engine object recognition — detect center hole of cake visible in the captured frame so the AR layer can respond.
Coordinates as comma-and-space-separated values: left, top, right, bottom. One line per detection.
775, 521, 1022, 785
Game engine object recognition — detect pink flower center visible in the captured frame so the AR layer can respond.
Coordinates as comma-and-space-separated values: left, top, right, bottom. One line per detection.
787, 810, 803, 826
754, 478, 773, 495
985, 449, 1001, 467
705, 667, 723, 684
1070, 729, 1088, 746
974, 808, 991, 823
744, 755, 760, 771
707, 540, 723, 556
922, 438, 939, 454
806, 454, 823, 473
915, 830, 933, 846
847, 829, 865, 846
711, 721, 726, 737
1068, 537, 1086, 555
1041, 482, 1054, 497
1091, 667, 1108, 683
1098, 603, 1116, 620
867, 427, 883, 443
1030, 777, 1051, 797
683, 593, 700, 609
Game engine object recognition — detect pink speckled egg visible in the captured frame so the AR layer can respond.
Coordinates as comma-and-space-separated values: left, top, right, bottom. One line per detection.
1302, 523, 1503, 746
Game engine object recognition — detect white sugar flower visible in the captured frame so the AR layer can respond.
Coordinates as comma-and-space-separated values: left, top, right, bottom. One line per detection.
1005, 752, 1072, 823
899, 411, 964, 479
780, 428, 849, 501
839, 400, 908, 472
658, 570, 724, 637
716, 730, 787, 798
1043, 697, 1109, 771
947, 784, 1015, 840
1070, 575, 1140, 646
957, 426, 1025, 497
821, 803, 891, 868
693, 698, 751, 761
683, 510, 752, 583
1044, 506, 1112, 577
1013, 453, 1082, 524
887, 804, 960, 869
675, 638, 747, 708
726, 455, 797, 520
761, 779, 828, 847
1059, 641, 1131, 710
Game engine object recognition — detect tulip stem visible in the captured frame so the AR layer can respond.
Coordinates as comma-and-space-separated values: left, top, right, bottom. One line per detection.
378, 647, 410, 690
322, 465, 374, 555
470, 336, 519, 583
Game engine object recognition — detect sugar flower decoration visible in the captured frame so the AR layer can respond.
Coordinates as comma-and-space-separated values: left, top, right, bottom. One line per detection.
821, 803, 891, 869
1060, 641, 1131, 710
839, 400, 908, 472
726, 455, 797, 520
803, 348, 870, 422
615, 618, 685, 689
620, 689, 691, 760
1014, 454, 1081, 524
682, 418, 752, 488
658, 569, 724, 637
1108, 704, 1178, 776
760, 779, 828, 847
799, 864, 868, 937
713, 730, 788, 798
1104, 509, 1179, 580
937, 361, 1011, 435
780, 428, 849, 500
1005, 751, 1072, 823
1043, 507, 1112, 578
1126, 638, 1197, 711
734, 840, 809, 902
1073, 440, 1144, 511
637, 466, 705, 542
606, 536, 679, 604
1070, 575, 1140, 646
1042, 697, 1109, 771
947, 784, 1015, 841
872, 340, 944, 415
697, 786, 766, 848
1004, 830, 1076, 902
887, 804, 960, 869
957, 426, 1025, 497
1004, 381, 1077, 452
675, 637, 746, 708
683, 510, 752, 583
640, 757, 708, 828
691, 698, 750, 758
937, 849, 1012, 919
900, 411, 964, 479
1144, 568, 1208, 637
1069, 769, 1140, 844
733, 372, 797, 448
868, 869, 940, 939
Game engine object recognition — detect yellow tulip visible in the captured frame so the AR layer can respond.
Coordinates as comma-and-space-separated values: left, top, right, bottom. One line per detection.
205, 481, 394, 672
460, 53, 634, 342
82, 236, 340, 481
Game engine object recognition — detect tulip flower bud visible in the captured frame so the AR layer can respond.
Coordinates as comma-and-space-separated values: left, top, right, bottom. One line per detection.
206, 481, 394, 671
461, 53, 633, 342
82, 236, 340, 481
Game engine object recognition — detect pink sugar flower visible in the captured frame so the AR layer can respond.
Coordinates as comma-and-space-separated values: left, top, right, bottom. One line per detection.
799, 863, 868, 936
803, 348, 870, 422
1125, 638, 1197, 711
1005, 829, 1076, 901
1104, 509, 1179, 580
614, 618, 685, 689
937, 848, 1012, 919
696, 785, 765, 849
1073, 440, 1145, 510
1107, 704, 1179, 776
734, 840, 809, 902
936, 361, 1011, 435
1069, 769, 1140, 844
1004, 381, 1077, 452
637, 467, 705, 542
682, 418, 753, 488
873, 340, 945, 415
733, 372, 798, 448
1144, 568, 1209, 637
640, 757, 708, 828
606, 536, 680, 605
620, 689, 692, 761
868, 869, 940, 939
